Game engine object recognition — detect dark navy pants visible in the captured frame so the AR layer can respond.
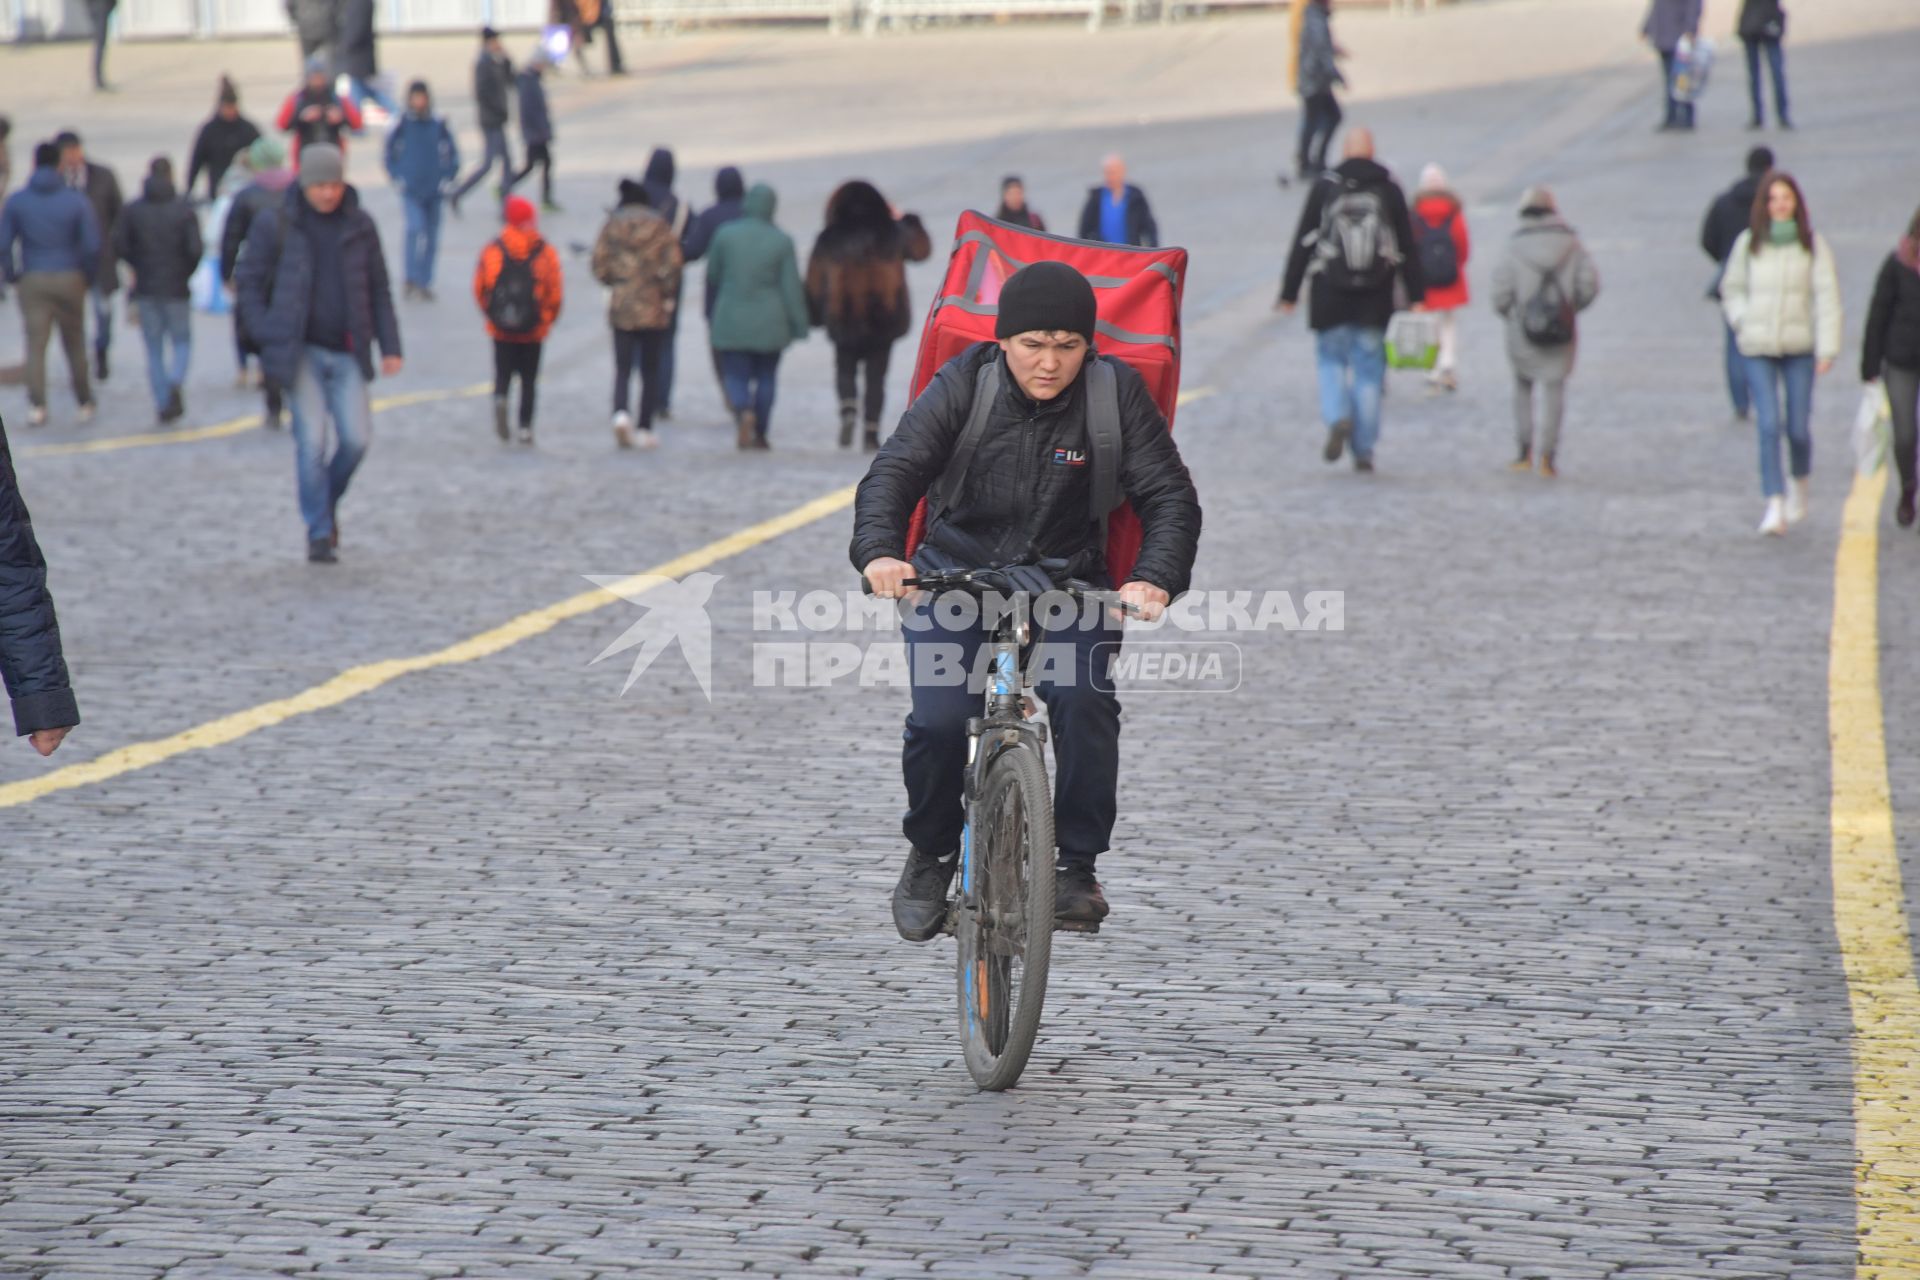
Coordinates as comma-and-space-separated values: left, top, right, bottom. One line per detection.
900, 590, 1123, 869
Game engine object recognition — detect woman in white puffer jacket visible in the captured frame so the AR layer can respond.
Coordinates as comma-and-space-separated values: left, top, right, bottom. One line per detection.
1720, 170, 1843, 536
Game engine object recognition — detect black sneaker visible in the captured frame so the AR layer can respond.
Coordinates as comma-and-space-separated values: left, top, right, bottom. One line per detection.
1353, 456, 1375, 474
94, 347, 109, 382
891, 845, 956, 942
1323, 419, 1350, 463
1055, 864, 1109, 925
307, 538, 337, 564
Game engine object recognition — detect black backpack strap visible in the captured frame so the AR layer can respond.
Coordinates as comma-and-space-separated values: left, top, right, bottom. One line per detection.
928, 358, 1001, 523
1085, 356, 1123, 544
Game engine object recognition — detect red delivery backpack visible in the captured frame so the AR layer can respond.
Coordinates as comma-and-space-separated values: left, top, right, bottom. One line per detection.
902, 211, 1188, 587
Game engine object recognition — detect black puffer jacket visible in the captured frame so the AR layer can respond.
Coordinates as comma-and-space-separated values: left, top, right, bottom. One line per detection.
114, 174, 204, 300
1863, 250, 1920, 379
0, 415, 80, 737
234, 184, 400, 387
850, 342, 1201, 596
1701, 173, 1762, 266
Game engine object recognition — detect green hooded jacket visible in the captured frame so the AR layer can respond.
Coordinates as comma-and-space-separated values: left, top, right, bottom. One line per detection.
706, 183, 809, 354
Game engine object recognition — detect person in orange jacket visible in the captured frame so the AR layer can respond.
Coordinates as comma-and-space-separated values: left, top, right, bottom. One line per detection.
1411, 163, 1471, 393
473, 195, 562, 444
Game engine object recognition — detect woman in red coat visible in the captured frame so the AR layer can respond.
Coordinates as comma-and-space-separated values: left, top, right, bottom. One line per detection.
1411, 163, 1471, 392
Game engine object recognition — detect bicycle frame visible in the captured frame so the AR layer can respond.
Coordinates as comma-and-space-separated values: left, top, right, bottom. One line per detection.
955, 591, 1048, 936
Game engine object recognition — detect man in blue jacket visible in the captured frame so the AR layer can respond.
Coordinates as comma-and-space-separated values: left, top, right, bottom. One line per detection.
1077, 154, 1159, 248
0, 143, 100, 427
235, 144, 403, 564
0, 411, 79, 756
384, 80, 459, 301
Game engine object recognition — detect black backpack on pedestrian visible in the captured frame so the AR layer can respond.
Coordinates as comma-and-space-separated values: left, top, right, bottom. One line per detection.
486, 238, 543, 335
1311, 176, 1398, 293
1414, 209, 1460, 290
1520, 243, 1579, 347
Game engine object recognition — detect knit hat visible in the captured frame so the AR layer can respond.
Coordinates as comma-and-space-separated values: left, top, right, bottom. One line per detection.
247, 136, 287, 171
299, 143, 344, 188
1518, 184, 1557, 215
994, 261, 1097, 343
304, 52, 329, 76
504, 195, 537, 229
480, 24, 499, 39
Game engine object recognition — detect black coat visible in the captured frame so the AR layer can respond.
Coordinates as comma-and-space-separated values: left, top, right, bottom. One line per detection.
336, 0, 376, 78
0, 416, 79, 736
234, 185, 400, 387
474, 52, 513, 132
1701, 173, 1762, 266
1738, 0, 1785, 42
1077, 184, 1158, 248
849, 343, 1202, 596
70, 161, 123, 294
1863, 253, 1920, 379
220, 173, 293, 283
1279, 157, 1425, 331
187, 112, 262, 201
114, 175, 204, 300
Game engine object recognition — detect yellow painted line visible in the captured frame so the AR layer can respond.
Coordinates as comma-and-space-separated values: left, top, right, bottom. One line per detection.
0, 484, 859, 811
1828, 464, 1920, 1276
18, 382, 492, 459
1176, 387, 1213, 408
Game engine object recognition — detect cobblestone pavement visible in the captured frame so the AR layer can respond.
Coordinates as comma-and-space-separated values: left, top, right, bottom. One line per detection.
6, 1, 1920, 1276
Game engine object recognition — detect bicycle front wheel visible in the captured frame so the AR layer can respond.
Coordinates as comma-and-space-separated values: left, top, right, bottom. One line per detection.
954, 744, 1056, 1091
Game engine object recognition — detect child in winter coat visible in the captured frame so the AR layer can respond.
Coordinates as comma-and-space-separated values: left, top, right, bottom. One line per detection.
1410, 164, 1471, 393
473, 196, 563, 444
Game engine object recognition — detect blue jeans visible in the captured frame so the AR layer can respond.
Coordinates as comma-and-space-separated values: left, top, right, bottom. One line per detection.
1744, 352, 1814, 498
901, 586, 1123, 866
1314, 324, 1387, 461
719, 350, 781, 436
1743, 38, 1789, 125
288, 345, 372, 543
1724, 321, 1750, 417
135, 296, 192, 411
401, 195, 442, 289
451, 128, 513, 206
344, 75, 396, 116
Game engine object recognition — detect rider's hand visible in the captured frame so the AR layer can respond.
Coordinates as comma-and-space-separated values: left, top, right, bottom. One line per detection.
864, 557, 915, 599
1117, 580, 1171, 623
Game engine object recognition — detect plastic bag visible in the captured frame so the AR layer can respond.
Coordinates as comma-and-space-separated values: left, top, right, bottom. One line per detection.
1385, 311, 1440, 371
1854, 384, 1892, 476
1671, 35, 1715, 103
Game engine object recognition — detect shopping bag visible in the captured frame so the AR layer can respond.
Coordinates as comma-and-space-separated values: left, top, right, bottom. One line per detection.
1672, 35, 1715, 104
1385, 311, 1439, 371
1854, 384, 1892, 476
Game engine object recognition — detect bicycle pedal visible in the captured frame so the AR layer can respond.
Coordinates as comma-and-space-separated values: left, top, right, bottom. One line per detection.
1054, 919, 1101, 935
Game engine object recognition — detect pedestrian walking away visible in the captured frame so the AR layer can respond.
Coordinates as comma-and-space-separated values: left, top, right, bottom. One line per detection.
115, 156, 204, 424
385, 81, 460, 300
1718, 169, 1841, 535
474, 196, 562, 445
1491, 186, 1600, 477
233, 144, 403, 563
805, 180, 932, 450
1078, 155, 1159, 248
996, 176, 1045, 232
1738, 0, 1791, 130
851, 261, 1202, 937
593, 180, 683, 449
1295, 0, 1346, 179
221, 136, 295, 424
0, 412, 81, 757
0, 142, 101, 426
1701, 146, 1774, 422
682, 165, 746, 412
640, 147, 691, 419
287, 0, 337, 64
186, 77, 263, 204
56, 132, 122, 386
86, 0, 117, 91
1279, 126, 1425, 471
705, 182, 807, 450
1642, 0, 1704, 131
1861, 205, 1920, 528
576, 0, 625, 75
449, 28, 515, 217
277, 56, 364, 162
334, 0, 395, 123
1410, 162, 1470, 393
508, 52, 559, 212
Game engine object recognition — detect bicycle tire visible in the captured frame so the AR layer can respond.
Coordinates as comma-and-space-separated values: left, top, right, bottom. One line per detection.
954, 743, 1056, 1091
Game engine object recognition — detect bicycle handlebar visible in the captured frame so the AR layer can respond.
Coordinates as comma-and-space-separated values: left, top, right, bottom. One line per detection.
859, 567, 1147, 619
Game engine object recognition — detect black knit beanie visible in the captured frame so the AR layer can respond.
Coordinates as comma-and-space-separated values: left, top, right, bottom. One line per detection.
994, 261, 1097, 343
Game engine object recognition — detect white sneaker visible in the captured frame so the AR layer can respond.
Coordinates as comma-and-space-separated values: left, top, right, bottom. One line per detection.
1785, 477, 1809, 526
1758, 496, 1787, 536
612, 411, 633, 450
636, 427, 659, 450
75, 402, 96, 424
27, 405, 48, 427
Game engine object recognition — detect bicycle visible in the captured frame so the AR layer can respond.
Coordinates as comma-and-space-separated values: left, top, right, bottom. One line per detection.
870, 565, 1142, 1091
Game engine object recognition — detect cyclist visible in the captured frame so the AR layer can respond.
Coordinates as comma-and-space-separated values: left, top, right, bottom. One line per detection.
852, 261, 1202, 940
